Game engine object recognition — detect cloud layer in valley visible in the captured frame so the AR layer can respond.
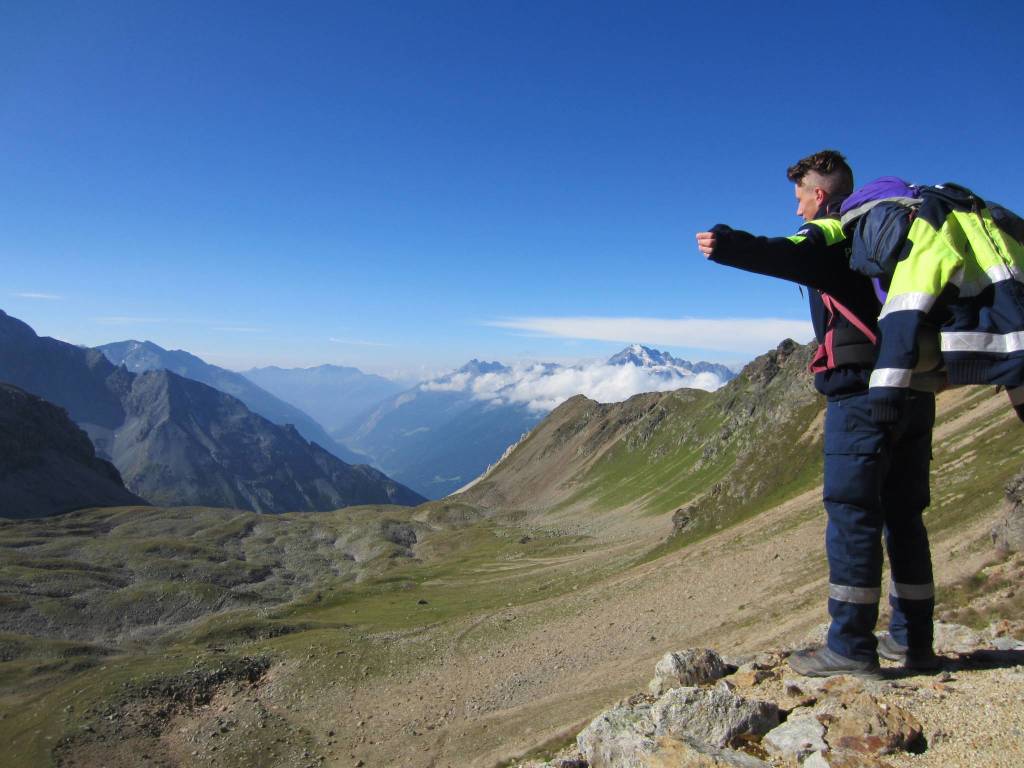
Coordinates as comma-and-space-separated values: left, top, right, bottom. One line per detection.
420, 361, 727, 412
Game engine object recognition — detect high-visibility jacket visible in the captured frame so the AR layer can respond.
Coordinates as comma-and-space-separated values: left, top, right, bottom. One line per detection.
844, 182, 1024, 422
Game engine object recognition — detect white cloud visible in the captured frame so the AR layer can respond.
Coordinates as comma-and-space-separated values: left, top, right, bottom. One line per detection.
420, 361, 729, 413
420, 371, 473, 392
14, 292, 61, 300
487, 315, 813, 354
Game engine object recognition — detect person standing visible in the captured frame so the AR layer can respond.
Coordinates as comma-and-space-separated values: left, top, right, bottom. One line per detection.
696, 150, 938, 677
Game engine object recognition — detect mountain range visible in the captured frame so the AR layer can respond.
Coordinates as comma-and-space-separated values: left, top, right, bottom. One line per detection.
0, 310, 424, 513
98, 340, 368, 464
456, 339, 815, 526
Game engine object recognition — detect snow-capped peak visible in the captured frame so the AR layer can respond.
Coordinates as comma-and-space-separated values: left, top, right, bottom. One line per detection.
607, 344, 680, 369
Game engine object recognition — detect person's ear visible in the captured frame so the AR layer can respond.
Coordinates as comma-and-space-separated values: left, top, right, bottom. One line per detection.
815, 187, 827, 205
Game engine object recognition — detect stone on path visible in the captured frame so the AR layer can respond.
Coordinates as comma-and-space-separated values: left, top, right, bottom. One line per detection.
577, 700, 657, 768
762, 712, 827, 762
810, 682, 921, 756
649, 649, 731, 696
991, 468, 1024, 553
933, 622, 986, 654
650, 686, 779, 749
803, 750, 897, 767
643, 736, 769, 767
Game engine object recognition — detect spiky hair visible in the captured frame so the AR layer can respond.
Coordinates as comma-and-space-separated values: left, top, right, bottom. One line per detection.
787, 150, 854, 196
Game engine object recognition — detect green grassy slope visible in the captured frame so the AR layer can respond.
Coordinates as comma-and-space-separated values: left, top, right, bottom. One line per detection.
0, 502, 613, 766
459, 340, 825, 540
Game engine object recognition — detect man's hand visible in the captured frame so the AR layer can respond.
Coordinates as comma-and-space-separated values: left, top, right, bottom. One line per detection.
695, 231, 716, 258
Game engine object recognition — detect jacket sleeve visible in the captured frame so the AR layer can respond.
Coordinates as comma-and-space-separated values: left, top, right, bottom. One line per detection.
868, 210, 964, 423
708, 221, 850, 294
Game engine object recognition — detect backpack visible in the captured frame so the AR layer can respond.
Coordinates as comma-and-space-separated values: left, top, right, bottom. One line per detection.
839, 177, 922, 304
839, 178, 946, 378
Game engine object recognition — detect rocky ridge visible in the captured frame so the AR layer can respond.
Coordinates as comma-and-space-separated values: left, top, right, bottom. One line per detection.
457, 339, 822, 534
98, 339, 367, 464
111, 369, 424, 511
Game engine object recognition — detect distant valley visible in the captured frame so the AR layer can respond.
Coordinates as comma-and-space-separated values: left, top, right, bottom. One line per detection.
338, 347, 737, 498
242, 363, 407, 437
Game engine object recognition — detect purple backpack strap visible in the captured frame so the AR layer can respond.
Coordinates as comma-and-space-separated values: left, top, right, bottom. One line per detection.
871, 278, 888, 304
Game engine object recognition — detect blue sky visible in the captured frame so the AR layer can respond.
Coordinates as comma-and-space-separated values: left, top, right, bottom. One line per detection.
3, 1, 1023, 380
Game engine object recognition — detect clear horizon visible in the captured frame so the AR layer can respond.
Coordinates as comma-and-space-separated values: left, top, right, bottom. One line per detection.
3, 308, 750, 385
4, 2, 1022, 378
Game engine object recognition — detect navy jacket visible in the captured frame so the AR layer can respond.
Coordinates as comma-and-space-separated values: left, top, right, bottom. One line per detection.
708, 200, 881, 398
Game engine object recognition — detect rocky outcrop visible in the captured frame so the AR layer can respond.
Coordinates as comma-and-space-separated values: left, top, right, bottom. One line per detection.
991, 468, 1024, 552
519, 627, 1024, 768
0, 383, 146, 518
650, 686, 779, 749
782, 676, 922, 757
741, 338, 804, 387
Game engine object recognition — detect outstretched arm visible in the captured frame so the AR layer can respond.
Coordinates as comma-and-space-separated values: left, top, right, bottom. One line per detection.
696, 222, 850, 294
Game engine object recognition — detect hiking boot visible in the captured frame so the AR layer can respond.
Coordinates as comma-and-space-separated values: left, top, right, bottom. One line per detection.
876, 632, 941, 671
788, 646, 882, 680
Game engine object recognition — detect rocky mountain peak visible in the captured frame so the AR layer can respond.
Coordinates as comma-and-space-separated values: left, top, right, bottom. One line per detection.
607, 343, 676, 368
607, 343, 736, 382
456, 359, 510, 376
0, 309, 39, 342
738, 338, 803, 387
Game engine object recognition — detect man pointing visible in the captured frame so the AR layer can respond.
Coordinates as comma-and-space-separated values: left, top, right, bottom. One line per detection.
696, 150, 938, 677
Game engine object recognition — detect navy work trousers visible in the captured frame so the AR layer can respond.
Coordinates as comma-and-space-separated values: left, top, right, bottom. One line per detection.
823, 390, 936, 661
